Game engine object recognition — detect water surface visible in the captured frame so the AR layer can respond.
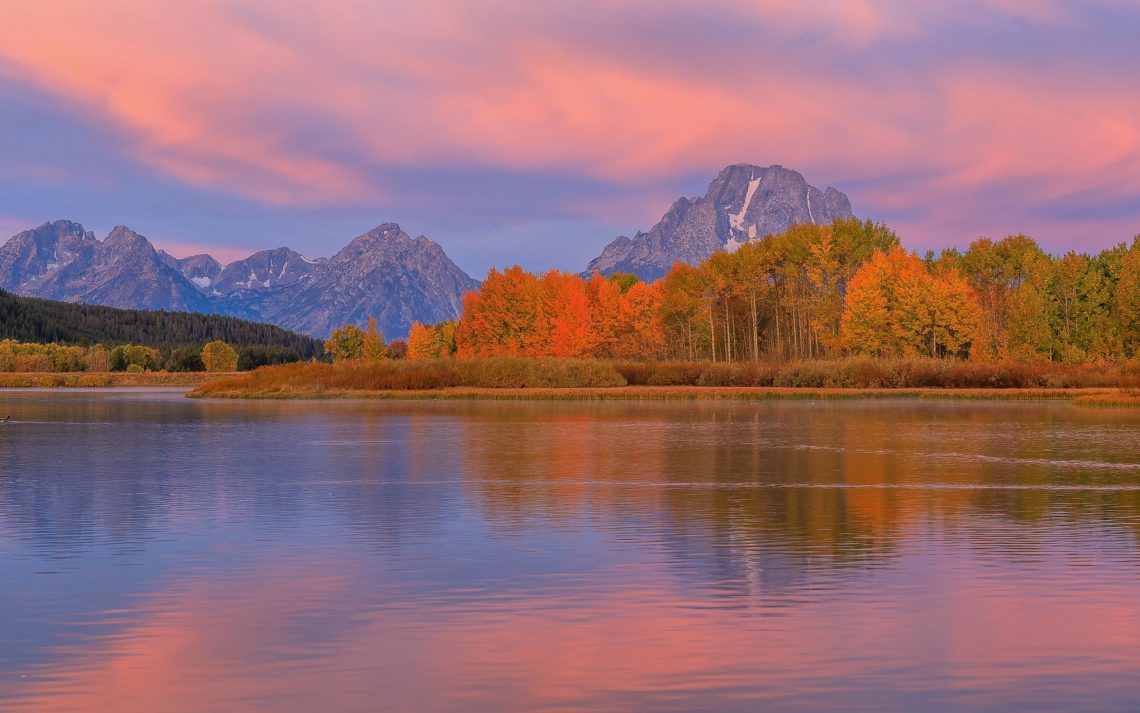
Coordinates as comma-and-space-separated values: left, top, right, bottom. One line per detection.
2, 390, 1139, 712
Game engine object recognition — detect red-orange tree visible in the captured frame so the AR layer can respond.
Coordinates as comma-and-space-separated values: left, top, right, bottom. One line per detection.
456, 268, 665, 359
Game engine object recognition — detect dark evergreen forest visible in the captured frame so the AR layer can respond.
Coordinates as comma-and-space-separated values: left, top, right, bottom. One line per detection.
0, 289, 323, 361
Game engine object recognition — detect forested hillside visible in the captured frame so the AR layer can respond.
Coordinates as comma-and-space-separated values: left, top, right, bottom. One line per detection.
0, 288, 323, 358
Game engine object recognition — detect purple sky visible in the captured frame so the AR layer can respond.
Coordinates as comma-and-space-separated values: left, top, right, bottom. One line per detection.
1, 0, 1138, 276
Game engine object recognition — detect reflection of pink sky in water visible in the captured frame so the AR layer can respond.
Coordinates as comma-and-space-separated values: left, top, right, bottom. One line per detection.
4, 397, 1140, 711
9, 545, 1140, 713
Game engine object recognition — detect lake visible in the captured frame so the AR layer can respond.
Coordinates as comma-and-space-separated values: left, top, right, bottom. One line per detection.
1, 390, 1139, 712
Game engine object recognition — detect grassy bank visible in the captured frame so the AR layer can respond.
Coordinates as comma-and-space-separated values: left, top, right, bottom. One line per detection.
1071, 389, 1140, 408
0, 371, 234, 388
191, 384, 1128, 402
188, 357, 1140, 403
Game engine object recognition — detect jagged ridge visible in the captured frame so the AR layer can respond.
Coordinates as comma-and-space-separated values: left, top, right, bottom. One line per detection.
0, 221, 479, 339
584, 164, 854, 281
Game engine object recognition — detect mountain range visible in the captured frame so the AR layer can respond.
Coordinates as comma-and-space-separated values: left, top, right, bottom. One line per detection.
0, 222, 477, 339
0, 163, 854, 338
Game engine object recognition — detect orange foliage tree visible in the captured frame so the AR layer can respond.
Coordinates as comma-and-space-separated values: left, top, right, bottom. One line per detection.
449, 225, 1136, 365
539, 271, 593, 357
842, 248, 981, 358
456, 266, 544, 357
407, 321, 457, 360
455, 268, 665, 359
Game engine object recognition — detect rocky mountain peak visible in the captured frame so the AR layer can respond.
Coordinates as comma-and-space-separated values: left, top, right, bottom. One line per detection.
215, 246, 318, 294
0, 220, 98, 291
103, 225, 153, 252
41, 219, 95, 242
584, 163, 854, 281
332, 223, 415, 263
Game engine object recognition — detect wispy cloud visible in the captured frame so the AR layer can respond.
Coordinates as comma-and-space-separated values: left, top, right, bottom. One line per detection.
0, 0, 1137, 259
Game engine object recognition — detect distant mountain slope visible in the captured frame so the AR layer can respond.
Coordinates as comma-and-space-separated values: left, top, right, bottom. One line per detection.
0, 288, 323, 357
0, 221, 479, 339
232, 223, 479, 339
585, 164, 855, 280
0, 221, 213, 312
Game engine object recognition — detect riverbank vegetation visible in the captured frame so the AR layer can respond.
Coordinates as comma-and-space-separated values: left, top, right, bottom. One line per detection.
0, 338, 262, 374
0, 371, 223, 388
189, 355, 1140, 399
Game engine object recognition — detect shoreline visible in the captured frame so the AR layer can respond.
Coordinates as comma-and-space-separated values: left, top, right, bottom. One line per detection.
185, 385, 1138, 406
0, 372, 233, 388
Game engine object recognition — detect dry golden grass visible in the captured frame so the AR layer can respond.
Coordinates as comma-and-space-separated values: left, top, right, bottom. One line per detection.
191, 385, 1121, 402
614, 357, 1136, 389
188, 359, 1124, 402
188, 356, 1139, 400
190, 359, 625, 398
1071, 389, 1140, 408
0, 371, 233, 388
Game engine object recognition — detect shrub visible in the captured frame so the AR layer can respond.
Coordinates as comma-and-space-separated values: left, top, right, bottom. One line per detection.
326, 324, 366, 363
458, 358, 626, 388
110, 344, 159, 372
202, 340, 239, 372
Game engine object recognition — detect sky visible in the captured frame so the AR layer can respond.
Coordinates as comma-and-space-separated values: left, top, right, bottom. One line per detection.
1, 0, 1138, 276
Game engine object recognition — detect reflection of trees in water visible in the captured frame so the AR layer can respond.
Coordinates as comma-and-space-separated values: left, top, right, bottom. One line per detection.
458, 400, 1140, 596
0, 398, 470, 559
0, 395, 212, 557
456, 403, 906, 600
4, 396, 1139, 577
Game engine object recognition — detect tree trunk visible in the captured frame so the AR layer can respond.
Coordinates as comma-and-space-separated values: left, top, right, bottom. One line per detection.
750, 291, 759, 361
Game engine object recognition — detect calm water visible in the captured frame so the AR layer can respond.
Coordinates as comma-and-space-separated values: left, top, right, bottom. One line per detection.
1, 390, 1139, 712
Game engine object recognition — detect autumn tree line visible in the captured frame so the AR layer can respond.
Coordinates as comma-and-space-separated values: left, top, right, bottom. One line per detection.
0, 339, 245, 373
402, 220, 1140, 364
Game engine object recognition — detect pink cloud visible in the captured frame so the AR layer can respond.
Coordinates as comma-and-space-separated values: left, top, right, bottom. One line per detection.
148, 238, 256, 266
0, 0, 1136, 248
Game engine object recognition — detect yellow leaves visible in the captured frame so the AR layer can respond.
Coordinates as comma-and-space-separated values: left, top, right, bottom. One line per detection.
201, 340, 238, 372
325, 324, 366, 362
1114, 247, 1140, 357
407, 321, 456, 360
841, 252, 895, 356
362, 317, 387, 361
842, 248, 982, 358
